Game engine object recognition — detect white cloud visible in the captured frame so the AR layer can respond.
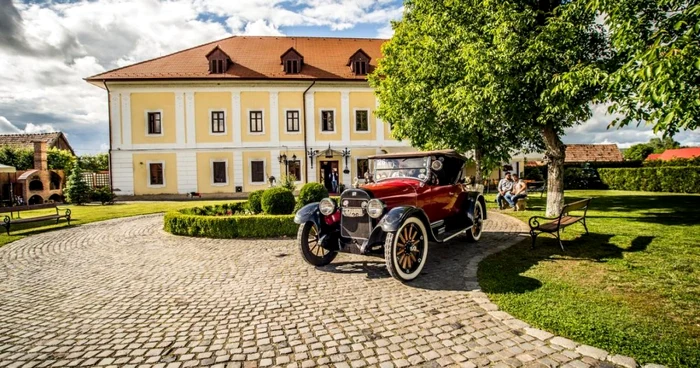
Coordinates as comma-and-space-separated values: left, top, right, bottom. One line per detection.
0, 116, 56, 134
243, 20, 284, 36
376, 24, 394, 38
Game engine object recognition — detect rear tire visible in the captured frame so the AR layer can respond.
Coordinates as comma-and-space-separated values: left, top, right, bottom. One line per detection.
297, 222, 337, 266
384, 217, 428, 282
466, 201, 484, 242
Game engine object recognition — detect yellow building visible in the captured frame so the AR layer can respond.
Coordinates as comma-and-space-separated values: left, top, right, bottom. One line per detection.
87, 36, 415, 196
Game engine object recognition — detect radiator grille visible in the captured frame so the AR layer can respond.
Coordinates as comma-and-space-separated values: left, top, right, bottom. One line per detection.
340, 189, 372, 239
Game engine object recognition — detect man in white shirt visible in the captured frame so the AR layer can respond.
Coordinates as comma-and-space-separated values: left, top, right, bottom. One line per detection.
496, 172, 514, 209
505, 173, 528, 209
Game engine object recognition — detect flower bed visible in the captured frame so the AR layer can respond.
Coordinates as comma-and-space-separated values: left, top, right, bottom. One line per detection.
163, 201, 297, 238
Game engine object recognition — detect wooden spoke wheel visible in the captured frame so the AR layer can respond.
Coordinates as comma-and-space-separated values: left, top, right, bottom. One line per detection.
384, 217, 428, 282
466, 201, 484, 242
297, 222, 337, 266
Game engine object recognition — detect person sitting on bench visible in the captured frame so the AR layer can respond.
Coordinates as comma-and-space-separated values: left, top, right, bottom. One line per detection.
496, 172, 514, 210
505, 173, 528, 210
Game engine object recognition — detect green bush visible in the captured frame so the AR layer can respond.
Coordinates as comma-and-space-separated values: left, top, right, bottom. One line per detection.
280, 175, 297, 192
643, 157, 700, 167
598, 167, 700, 193
261, 187, 295, 215
64, 165, 91, 204
564, 167, 604, 189
247, 190, 264, 214
90, 186, 116, 205
295, 182, 329, 212
163, 211, 297, 238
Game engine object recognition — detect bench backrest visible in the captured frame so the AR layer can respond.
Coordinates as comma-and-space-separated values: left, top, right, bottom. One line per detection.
0, 203, 59, 214
561, 198, 592, 217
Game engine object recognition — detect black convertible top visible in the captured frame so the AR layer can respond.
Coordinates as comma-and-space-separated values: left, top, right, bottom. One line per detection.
368, 149, 466, 161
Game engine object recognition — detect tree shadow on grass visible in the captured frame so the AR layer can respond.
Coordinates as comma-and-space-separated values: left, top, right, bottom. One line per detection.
479, 233, 654, 295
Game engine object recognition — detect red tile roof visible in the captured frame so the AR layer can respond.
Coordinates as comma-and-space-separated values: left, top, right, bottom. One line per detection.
86, 36, 386, 82
0, 132, 75, 155
565, 144, 624, 163
649, 147, 700, 160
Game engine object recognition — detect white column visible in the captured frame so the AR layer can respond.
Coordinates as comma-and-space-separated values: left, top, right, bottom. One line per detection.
121, 93, 132, 149
175, 92, 185, 145
176, 151, 197, 194
341, 91, 350, 143
304, 92, 316, 147
270, 92, 279, 143
271, 149, 281, 180
185, 92, 196, 147
110, 92, 122, 148
232, 91, 242, 146
111, 151, 134, 195
375, 96, 384, 145
233, 150, 243, 189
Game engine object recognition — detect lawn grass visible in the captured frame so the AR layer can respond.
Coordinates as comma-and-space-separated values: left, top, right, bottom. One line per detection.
0, 200, 236, 247
479, 190, 699, 367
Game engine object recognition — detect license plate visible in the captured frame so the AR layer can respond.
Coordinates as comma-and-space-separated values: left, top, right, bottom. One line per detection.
342, 208, 364, 217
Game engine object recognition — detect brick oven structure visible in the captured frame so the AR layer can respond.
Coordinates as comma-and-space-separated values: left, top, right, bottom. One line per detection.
1, 141, 66, 205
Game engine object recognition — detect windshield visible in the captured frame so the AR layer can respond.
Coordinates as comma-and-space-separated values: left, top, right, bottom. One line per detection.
371, 157, 430, 181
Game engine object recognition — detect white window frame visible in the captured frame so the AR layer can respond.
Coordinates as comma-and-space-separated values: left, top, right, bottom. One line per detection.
209, 109, 227, 135
210, 159, 229, 186
353, 108, 371, 133
145, 109, 164, 137
247, 109, 265, 135
147, 160, 166, 188
355, 157, 370, 180
284, 109, 302, 134
319, 108, 336, 134
249, 159, 267, 185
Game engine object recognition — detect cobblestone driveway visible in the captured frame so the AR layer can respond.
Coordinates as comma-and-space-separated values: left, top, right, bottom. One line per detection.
0, 213, 619, 368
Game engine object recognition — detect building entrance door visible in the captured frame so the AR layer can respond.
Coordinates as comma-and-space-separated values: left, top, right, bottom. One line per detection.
319, 160, 339, 194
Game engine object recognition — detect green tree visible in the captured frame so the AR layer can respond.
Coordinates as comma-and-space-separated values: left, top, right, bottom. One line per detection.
372, 0, 610, 216
47, 148, 77, 174
624, 143, 655, 161
595, 0, 699, 136
79, 153, 109, 172
648, 136, 681, 153
64, 165, 91, 205
0, 147, 33, 170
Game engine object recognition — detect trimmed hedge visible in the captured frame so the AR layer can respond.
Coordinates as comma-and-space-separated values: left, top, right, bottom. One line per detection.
598, 167, 700, 193
180, 202, 247, 216
247, 190, 264, 214
643, 157, 700, 167
164, 211, 297, 238
261, 187, 295, 215
295, 182, 328, 212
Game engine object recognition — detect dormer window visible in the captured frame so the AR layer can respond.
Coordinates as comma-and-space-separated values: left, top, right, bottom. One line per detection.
348, 49, 371, 76
206, 45, 231, 74
281, 47, 304, 74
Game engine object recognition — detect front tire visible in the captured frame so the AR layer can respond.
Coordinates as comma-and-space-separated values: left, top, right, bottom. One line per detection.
297, 222, 337, 266
466, 201, 484, 242
384, 217, 428, 282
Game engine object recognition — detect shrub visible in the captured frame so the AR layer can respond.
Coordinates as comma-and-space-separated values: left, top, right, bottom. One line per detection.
564, 167, 604, 189
280, 175, 297, 192
64, 165, 91, 204
295, 182, 328, 212
261, 187, 295, 215
643, 157, 700, 167
163, 211, 297, 238
598, 167, 700, 193
91, 186, 116, 205
247, 190, 264, 214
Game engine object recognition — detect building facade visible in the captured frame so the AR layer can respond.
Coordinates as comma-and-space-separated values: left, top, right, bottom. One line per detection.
88, 36, 413, 196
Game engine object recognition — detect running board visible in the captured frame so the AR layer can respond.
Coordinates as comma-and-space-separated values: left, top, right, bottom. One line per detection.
440, 226, 472, 242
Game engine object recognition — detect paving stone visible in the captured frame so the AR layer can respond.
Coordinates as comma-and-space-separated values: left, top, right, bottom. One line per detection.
0, 214, 651, 368
609, 355, 637, 368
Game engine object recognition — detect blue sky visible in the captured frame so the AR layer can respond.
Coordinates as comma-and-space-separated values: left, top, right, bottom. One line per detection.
0, 0, 697, 155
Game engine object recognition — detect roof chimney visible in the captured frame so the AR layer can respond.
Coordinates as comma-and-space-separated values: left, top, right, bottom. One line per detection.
33, 141, 48, 170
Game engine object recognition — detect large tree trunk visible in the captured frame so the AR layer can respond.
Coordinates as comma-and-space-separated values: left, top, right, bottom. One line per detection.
542, 124, 565, 217
473, 148, 483, 184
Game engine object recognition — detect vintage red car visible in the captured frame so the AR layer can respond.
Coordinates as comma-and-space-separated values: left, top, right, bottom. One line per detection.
294, 150, 487, 282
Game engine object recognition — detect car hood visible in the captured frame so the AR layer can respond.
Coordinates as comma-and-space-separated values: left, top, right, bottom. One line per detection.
361, 179, 419, 208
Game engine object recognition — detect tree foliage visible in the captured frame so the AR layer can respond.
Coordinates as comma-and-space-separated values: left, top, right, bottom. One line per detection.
595, 0, 699, 136
64, 164, 91, 205
79, 153, 109, 172
624, 144, 655, 161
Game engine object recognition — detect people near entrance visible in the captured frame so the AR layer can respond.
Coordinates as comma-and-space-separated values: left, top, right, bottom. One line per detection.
331, 168, 339, 193
505, 173, 528, 210
496, 172, 514, 209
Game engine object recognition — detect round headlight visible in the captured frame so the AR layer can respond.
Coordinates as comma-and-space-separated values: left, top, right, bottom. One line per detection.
367, 199, 385, 219
319, 198, 336, 216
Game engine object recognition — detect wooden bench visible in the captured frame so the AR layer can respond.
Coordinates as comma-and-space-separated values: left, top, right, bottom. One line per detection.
1, 203, 71, 235
528, 198, 592, 251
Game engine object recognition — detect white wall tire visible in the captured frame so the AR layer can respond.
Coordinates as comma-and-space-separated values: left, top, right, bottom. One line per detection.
466, 201, 484, 242
384, 217, 428, 282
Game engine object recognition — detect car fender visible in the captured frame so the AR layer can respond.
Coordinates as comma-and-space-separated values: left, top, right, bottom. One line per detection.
378, 206, 438, 242
465, 192, 487, 222
294, 202, 321, 227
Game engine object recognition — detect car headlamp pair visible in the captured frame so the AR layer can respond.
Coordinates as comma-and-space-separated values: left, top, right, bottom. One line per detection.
319, 197, 385, 218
